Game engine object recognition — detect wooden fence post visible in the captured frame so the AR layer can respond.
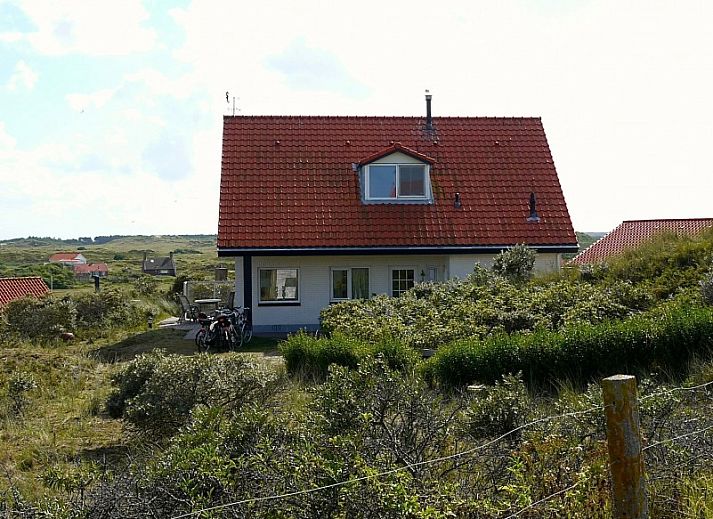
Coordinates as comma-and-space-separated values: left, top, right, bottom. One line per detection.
602, 374, 648, 519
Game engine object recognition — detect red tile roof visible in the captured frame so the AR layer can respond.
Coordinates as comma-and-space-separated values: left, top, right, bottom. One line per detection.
218, 116, 577, 252
571, 219, 713, 265
73, 263, 109, 274
0, 277, 50, 307
49, 252, 83, 262
357, 142, 435, 166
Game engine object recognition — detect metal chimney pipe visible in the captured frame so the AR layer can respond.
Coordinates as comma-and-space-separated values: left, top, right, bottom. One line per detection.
425, 91, 433, 131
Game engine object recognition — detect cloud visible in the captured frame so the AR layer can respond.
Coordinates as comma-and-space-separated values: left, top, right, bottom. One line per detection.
1, 0, 157, 56
66, 87, 116, 112
142, 132, 192, 181
266, 38, 368, 96
0, 122, 17, 152
5, 60, 38, 92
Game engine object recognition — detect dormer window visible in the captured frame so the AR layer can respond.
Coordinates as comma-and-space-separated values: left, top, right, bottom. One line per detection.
358, 143, 435, 204
366, 164, 427, 200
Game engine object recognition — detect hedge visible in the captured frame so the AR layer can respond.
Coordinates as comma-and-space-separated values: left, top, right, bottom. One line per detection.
424, 305, 713, 388
280, 332, 420, 379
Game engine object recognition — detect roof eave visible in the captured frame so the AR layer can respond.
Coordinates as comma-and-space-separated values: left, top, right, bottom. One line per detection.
217, 244, 579, 257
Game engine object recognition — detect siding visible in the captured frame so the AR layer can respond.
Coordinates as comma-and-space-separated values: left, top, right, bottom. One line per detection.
235, 252, 561, 332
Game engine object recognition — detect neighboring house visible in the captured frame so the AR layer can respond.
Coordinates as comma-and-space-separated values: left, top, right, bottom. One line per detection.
142, 252, 177, 276
0, 276, 50, 308
49, 252, 87, 266
571, 218, 713, 265
73, 263, 109, 281
217, 96, 578, 333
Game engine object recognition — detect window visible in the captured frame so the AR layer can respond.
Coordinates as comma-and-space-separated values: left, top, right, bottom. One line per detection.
259, 268, 299, 303
331, 268, 370, 301
391, 268, 415, 297
366, 164, 427, 200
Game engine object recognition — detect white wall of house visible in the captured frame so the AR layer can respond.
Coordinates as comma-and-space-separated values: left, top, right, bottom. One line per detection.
234, 251, 562, 333
448, 252, 561, 279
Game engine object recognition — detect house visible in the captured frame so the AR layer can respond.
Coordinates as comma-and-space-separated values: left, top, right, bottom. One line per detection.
49, 252, 87, 266
0, 276, 50, 308
571, 218, 713, 265
217, 95, 578, 333
142, 252, 177, 276
73, 263, 109, 281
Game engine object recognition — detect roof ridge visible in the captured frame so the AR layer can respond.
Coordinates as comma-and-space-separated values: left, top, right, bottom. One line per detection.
622, 218, 713, 223
223, 115, 543, 120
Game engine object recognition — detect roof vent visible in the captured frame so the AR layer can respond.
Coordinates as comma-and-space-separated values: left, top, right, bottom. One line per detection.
425, 90, 433, 131
454, 192, 462, 209
527, 192, 540, 222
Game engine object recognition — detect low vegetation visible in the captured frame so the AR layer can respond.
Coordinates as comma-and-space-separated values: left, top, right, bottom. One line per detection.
1, 232, 713, 517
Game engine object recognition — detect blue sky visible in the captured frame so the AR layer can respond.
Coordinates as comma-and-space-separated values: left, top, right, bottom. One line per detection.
1, 0, 712, 239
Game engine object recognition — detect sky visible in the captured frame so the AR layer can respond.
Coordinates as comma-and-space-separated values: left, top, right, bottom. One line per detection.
1, 0, 712, 240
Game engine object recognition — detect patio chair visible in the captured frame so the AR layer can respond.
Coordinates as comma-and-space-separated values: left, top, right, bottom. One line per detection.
178, 294, 199, 322
225, 291, 236, 309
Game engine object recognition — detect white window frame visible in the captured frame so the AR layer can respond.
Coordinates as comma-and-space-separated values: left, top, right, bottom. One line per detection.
390, 267, 416, 297
365, 163, 430, 201
258, 267, 300, 304
330, 267, 370, 302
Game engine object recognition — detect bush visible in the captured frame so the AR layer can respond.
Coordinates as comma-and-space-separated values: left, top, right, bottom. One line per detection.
107, 351, 283, 437
3, 297, 77, 339
320, 275, 654, 349
426, 305, 713, 388
6, 370, 37, 416
73, 289, 144, 330
280, 332, 420, 379
463, 373, 530, 442
492, 244, 536, 283
701, 266, 713, 306
132, 275, 159, 296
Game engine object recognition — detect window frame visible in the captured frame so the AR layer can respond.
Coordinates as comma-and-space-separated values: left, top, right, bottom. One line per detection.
390, 267, 416, 297
258, 267, 300, 305
330, 267, 370, 302
364, 163, 430, 201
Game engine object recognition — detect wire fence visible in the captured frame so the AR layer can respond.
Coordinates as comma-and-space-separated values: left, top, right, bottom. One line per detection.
161, 378, 713, 519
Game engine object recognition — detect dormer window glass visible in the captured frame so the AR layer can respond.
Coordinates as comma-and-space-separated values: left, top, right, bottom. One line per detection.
366, 164, 427, 200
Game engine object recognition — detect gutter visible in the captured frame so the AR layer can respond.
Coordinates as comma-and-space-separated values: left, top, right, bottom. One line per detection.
217, 244, 579, 257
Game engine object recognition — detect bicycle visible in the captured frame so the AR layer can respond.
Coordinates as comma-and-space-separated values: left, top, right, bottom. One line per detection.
195, 310, 240, 352
228, 306, 252, 348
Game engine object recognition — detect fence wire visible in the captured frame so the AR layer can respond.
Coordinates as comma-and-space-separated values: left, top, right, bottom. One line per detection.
166, 379, 713, 519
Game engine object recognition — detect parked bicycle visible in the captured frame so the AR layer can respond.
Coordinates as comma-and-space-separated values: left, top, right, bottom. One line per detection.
195, 306, 252, 353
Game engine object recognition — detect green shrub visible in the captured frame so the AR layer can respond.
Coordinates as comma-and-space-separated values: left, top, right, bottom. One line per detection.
492, 244, 536, 283
73, 289, 144, 330
426, 305, 713, 388
107, 351, 283, 437
6, 370, 37, 416
320, 276, 652, 349
280, 332, 419, 379
463, 373, 530, 442
3, 297, 77, 339
701, 266, 713, 306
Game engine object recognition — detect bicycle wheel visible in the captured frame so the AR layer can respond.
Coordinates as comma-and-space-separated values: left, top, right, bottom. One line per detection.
242, 324, 253, 344
228, 326, 241, 351
195, 328, 210, 352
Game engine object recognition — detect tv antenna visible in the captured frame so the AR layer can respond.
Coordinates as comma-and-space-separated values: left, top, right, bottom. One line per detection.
226, 91, 240, 116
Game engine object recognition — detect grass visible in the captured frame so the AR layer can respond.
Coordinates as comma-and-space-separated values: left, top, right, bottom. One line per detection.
0, 326, 283, 501
93, 327, 281, 362
0, 341, 123, 500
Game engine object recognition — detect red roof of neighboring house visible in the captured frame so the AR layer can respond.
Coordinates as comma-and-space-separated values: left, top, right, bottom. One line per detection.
571, 219, 713, 265
73, 263, 109, 274
218, 115, 577, 252
0, 277, 50, 307
49, 252, 83, 262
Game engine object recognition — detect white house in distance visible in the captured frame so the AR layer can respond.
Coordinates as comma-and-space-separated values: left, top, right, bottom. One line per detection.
49, 252, 87, 266
217, 95, 578, 333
